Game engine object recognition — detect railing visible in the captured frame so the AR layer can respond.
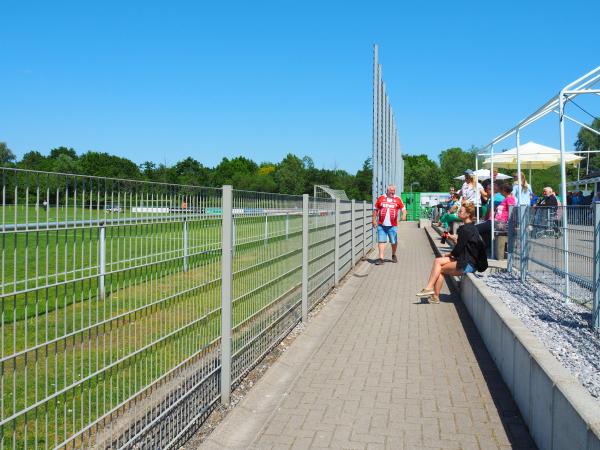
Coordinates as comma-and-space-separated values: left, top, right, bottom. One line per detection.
0, 167, 373, 449
507, 204, 599, 328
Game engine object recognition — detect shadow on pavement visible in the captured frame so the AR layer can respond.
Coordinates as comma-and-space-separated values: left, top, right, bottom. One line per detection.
447, 284, 537, 449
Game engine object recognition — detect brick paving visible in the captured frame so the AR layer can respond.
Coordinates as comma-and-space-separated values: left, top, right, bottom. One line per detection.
200, 223, 536, 449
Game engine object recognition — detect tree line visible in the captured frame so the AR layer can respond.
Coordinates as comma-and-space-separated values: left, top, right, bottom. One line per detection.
0, 144, 372, 199
404, 119, 600, 196
1, 118, 597, 201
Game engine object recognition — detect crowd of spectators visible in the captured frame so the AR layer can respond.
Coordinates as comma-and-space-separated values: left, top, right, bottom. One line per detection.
432, 169, 600, 256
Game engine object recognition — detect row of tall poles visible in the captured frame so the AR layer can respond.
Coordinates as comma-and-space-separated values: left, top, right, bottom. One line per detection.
372, 44, 403, 203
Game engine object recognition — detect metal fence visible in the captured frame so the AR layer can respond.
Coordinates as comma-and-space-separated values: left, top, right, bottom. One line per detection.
0, 167, 374, 449
507, 204, 599, 327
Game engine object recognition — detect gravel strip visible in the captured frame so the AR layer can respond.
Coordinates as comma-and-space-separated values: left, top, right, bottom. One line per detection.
484, 271, 600, 400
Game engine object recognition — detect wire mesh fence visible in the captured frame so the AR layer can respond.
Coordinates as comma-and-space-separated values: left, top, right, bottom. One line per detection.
0, 167, 374, 449
508, 205, 597, 319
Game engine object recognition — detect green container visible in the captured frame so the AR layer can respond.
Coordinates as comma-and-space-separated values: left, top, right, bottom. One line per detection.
401, 192, 421, 221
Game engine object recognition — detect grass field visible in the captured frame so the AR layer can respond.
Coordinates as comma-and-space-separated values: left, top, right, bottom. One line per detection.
0, 202, 349, 449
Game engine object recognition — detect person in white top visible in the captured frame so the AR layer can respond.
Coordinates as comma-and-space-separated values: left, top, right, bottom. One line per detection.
458, 170, 486, 207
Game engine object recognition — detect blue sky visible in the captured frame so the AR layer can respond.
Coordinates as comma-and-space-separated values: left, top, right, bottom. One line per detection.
1, 0, 598, 173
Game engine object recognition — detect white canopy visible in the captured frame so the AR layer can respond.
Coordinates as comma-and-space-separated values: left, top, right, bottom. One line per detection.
483, 141, 584, 170
454, 169, 512, 181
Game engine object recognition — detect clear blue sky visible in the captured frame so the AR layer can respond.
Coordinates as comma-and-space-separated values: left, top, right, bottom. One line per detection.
1, 0, 598, 173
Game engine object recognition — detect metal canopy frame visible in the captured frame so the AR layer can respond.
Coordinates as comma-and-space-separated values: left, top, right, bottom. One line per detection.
372, 44, 403, 202
477, 65, 600, 299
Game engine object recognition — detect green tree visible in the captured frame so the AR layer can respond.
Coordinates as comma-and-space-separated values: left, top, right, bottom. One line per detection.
275, 154, 306, 194
575, 118, 600, 173
79, 151, 141, 179
0, 142, 16, 165
19, 151, 49, 171
172, 157, 211, 186
212, 156, 258, 189
354, 158, 372, 201
49, 146, 78, 161
403, 154, 440, 192
438, 147, 477, 190
52, 153, 80, 173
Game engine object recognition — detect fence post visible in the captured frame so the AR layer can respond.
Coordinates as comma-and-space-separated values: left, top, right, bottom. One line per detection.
362, 201, 367, 258
99, 222, 106, 300
335, 198, 340, 286
183, 219, 188, 272
372, 201, 377, 250
351, 200, 356, 269
220, 185, 233, 405
563, 205, 571, 301
302, 194, 309, 322
519, 205, 528, 282
594, 203, 600, 329
264, 214, 268, 245
285, 212, 289, 239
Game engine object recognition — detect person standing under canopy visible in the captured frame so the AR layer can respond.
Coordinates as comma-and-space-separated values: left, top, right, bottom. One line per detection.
512, 171, 533, 206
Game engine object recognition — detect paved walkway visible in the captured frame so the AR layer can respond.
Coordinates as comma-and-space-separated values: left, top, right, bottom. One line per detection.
200, 223, 535, 449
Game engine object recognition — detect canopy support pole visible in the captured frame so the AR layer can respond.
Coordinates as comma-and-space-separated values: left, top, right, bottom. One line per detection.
490, 145, 495, 259
559, 90, 570, 300
476, 155, 480, 222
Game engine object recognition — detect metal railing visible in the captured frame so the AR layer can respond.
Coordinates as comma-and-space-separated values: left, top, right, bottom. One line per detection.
0, 167, 374, 449
507, 204, 599, 327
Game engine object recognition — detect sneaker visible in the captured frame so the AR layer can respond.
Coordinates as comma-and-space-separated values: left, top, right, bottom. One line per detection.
429, 295, 440, 304
391, 254, 398, 263
416, 288, 434, 298
375, 258, 384, 265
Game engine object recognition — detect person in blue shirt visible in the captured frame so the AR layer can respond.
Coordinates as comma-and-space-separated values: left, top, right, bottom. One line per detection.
492, 180, 505, 209
512, 171, 533, 206
530, 194, 539, 206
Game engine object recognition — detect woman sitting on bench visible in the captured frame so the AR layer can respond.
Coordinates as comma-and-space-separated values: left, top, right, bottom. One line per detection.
416, 202, 485, 304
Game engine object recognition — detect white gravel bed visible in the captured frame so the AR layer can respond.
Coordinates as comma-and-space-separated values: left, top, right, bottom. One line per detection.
484, 271, 600, 401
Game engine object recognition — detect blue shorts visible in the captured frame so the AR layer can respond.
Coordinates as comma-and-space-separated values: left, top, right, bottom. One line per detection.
377, 225, 398, 244
463, 263, 476, 273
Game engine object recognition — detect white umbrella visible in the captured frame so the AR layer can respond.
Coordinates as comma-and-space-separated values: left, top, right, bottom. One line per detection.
454, 169, 512, 181
483, 141, 584, 169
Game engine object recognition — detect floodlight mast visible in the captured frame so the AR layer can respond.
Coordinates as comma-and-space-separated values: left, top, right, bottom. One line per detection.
372, 44, 404, 203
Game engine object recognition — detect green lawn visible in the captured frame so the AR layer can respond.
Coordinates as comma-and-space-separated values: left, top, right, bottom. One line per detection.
0, 207, 328, 449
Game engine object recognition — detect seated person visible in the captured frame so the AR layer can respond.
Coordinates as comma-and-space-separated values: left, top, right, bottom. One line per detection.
476, 183, 516, 249
416, 203, 485, 304
480, 181, 494, 222
533, 186, 560, 234
437, 193, 461, 229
